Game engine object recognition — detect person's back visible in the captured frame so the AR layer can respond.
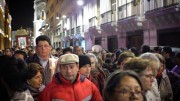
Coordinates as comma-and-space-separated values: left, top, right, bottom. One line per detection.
166, 70, 180, 101
171, 53, 180, 75
0, 55, 34, 101
161, 46, 175, 71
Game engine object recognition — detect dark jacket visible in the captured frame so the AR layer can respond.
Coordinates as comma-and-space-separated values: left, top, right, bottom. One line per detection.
26, 54, 57, 85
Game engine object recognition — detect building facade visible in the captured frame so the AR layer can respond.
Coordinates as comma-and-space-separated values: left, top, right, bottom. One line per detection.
37, 0, 180, 52
0, 0, 12, 50
33, 0, 46, 45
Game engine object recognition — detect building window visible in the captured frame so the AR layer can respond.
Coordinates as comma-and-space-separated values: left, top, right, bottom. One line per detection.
118, 0, 133, 19
111, 0, 116, 11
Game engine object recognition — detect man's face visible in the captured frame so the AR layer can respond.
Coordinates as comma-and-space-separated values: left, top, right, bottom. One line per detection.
5, 49, 12, 56
59, 63, 79, 83
36, 41, 52, 58
73, 47, 83, 55
28, 51, 35, 57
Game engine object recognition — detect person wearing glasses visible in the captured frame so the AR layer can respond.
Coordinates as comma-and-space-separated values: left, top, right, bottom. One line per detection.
103, 70, 146, 101
124, 57, 155, 101
26, 35, 57, 85
0, 55, 34, 101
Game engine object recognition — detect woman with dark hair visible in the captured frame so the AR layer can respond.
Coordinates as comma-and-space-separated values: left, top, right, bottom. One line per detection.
103, 70, 146, 101
0, 55, 33, 101
27, 63, 45, 101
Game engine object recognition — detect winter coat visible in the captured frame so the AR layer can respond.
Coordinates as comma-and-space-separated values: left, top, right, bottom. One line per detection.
11, 90, 34, 101
37, 73, 102, 101
157, 70, 173, 101
27, 84, 45, 101
26, 54, 57, 85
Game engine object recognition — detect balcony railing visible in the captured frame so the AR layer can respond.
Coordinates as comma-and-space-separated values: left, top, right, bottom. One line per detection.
101, 10, 115, 24
89, 16, 97, 28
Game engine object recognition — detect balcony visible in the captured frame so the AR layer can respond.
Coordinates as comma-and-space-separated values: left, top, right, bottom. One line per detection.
101, 10, 114, 24
89, 16, 97, 28
145, 3, 179, 19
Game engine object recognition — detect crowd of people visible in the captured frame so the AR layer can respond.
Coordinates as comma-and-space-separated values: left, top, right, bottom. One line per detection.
0, 35, 180, 101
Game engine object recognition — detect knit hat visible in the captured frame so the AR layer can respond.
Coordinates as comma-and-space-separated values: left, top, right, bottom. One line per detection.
58, 53, 79, 65
78, 55, 91, 68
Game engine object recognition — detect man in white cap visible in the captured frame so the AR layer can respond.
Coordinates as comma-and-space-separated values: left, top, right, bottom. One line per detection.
38, 53, 102, 101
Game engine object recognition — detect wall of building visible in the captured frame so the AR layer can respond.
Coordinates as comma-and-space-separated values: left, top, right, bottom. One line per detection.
39, 0, 180, 51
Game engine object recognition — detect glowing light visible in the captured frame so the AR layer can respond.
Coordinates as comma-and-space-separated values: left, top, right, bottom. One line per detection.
77, 0, 84, 6
62, 15, 66, 19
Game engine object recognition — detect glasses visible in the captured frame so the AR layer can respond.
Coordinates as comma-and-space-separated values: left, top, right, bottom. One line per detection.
142, 74, 154, 79
113, 89, 143, 96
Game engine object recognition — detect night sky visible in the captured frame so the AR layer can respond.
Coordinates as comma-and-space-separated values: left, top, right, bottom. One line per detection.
6, 0, 34, 30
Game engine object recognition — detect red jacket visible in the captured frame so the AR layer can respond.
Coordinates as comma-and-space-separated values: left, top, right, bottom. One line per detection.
38, 73, 102, 101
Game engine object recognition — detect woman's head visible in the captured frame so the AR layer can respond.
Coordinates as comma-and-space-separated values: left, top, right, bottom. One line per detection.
139, 52, 160, 77
154, 53, 165, 77
118, 51, 135, 70
27, 63, 43, 89
86, 52, 98, 69
0, 55, 29, 92
103, 70, 145, 101
124, 57, 154, 91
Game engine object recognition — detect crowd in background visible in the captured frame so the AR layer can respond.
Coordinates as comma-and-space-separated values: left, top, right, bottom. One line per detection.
0, 35, 180, 101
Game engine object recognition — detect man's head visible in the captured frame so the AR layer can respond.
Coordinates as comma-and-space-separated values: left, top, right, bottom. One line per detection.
14, 50, 27, 60
161, 46, 172, 59
140, 45, 150, 54
4, 48, 12, 56
28, 50, 35, 58
73, 46, 83, 55
35, 35, 52, 59
57, 54, 79, 83
62, 47, 73, 54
